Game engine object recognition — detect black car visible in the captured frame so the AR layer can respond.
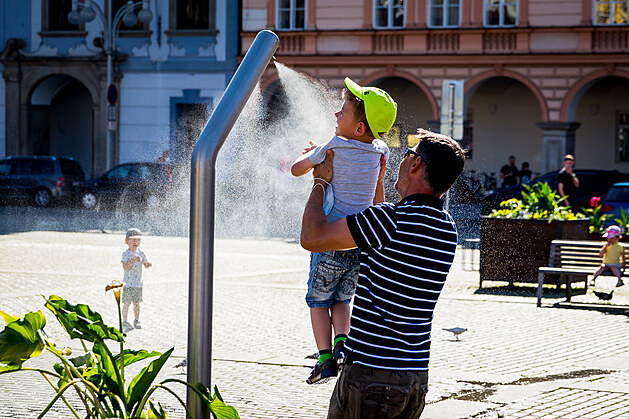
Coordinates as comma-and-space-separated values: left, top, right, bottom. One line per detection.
78, 162, 176, 211
481, 169, 629, 213
0, 156, 86, 207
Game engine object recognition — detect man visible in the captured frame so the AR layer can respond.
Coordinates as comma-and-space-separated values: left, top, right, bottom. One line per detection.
558, 154, 579, 210
301, 129, 465, 418
499, 155, 519, 187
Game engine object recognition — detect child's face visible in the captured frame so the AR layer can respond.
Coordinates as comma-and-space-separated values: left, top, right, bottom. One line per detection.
334, 100, 360, 138
608, 236, 620, 244
126, 237, 141, 250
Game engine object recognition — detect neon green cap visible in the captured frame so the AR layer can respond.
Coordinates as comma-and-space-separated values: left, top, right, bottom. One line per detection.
344, 77, 397, 139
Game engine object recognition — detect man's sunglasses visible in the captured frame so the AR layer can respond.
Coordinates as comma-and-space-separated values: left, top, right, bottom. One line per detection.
404, 148, 420, 158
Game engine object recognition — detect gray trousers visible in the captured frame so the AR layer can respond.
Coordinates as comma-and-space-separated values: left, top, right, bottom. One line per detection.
327, 364, 429, 419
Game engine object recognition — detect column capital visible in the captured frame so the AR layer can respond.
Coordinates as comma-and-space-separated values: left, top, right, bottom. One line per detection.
536, 121, 581, 131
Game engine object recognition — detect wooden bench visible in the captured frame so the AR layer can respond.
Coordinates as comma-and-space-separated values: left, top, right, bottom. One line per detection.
536, 240, 627, 307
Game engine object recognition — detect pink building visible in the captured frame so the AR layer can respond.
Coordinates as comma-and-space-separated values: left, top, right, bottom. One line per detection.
241, 0, 629, 177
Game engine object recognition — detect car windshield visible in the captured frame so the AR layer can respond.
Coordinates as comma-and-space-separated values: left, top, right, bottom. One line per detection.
605, 186, 629, 202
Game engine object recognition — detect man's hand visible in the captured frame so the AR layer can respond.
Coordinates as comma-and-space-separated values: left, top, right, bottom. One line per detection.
313, 149, 334, 184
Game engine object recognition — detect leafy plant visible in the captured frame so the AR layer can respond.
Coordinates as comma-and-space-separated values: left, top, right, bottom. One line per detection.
0, 284, 239, 419
488, 182, 585, 222
615, 207, 629, 233
580, 196, 611, 234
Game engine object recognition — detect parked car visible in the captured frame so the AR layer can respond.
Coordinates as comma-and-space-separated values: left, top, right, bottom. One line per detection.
78, 162, 177, 211
601, 182, 629, 226
481, 169, 629, 213
0, 156, 86, 207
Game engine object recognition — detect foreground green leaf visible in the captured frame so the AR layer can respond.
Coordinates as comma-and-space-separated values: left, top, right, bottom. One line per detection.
45, 295, 124, 343
0, 310, 46, 367
128, 347, 174, 415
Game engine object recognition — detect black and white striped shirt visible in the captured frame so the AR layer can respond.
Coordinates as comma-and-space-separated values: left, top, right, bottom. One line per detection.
345, 193, 457, 370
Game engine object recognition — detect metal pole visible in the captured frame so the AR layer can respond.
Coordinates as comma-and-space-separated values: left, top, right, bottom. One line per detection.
186, 30, 279, 417
106, 0, 113, 170
445, 82, 455, 211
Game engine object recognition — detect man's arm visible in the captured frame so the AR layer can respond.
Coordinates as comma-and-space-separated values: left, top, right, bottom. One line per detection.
300, 150, 357, 253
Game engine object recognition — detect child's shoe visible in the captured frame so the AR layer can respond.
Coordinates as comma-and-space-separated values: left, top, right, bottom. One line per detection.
306, 358, 337, 385
333, 340, 346, 366
122, 321, 134, 332
617, 279, 625, 287
134, 319, 142, 329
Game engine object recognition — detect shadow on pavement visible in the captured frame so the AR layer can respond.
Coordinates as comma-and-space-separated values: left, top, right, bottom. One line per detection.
474, 283, 587, 298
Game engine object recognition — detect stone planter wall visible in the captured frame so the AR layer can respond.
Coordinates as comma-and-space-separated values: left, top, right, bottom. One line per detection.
479, 217, 590, 286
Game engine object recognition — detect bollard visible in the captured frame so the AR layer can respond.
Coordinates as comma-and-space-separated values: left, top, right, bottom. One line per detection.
187, 30, 279, 417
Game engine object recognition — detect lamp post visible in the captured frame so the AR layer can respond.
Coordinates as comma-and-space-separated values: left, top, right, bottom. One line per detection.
68, 0, 153, 170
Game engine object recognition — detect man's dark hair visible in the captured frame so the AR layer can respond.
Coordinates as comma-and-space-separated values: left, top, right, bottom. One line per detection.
343, 89, 374, 138
414, 129, 465, 195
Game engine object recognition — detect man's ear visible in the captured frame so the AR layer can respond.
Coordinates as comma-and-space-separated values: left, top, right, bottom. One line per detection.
409, 156, 423, 173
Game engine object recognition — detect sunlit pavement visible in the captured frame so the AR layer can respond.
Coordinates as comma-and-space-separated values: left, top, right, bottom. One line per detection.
1, 231, 629, 418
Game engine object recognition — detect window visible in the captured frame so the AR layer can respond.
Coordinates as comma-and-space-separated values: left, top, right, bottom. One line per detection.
374, 0, 405, 29
107, 165, 132, 180
277, 0, 306, 30
484, 0, 518, 27
0, 162, 11, 176
429, 0, 461, 27
170, 0, 215, 31
594, 0, 628, 25
44, 0, 80, 32
616, 111, 629, 162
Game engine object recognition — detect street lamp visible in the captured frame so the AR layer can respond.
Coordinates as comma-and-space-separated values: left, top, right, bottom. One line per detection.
69, 0, 153, 170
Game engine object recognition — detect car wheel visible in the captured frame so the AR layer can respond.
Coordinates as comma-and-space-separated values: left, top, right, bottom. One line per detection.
80, 191, 98, 210
33, 188, 52, 207
145, 193, 160, 211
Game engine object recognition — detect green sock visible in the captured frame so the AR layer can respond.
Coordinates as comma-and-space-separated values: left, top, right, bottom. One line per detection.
334, 334, 347, 348
318, 349, 332, 364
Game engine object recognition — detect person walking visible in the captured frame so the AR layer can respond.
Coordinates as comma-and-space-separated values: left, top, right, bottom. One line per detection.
300, 128, 465, 418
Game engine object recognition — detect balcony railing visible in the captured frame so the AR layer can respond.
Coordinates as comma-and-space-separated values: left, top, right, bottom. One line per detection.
241, 26, 629, 56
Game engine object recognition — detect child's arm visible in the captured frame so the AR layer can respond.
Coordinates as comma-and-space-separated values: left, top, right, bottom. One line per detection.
599, 243, 609, 258
622, 245, 626, 268
373, 154, 386, 205
291, 141, 319, 177
122, 255, 142, 271
291, 151, 316, 177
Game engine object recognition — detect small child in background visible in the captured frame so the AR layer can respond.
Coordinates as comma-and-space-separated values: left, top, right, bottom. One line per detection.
121, 228, 152, 331
591, 225, 625, 298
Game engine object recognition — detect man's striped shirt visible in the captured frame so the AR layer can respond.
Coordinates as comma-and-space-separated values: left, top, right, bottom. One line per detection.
345, 193, 457, 370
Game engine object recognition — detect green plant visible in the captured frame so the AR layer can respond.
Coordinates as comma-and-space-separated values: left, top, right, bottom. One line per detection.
0, 285, 239, 419
615, 207, 629, 233
580, 197, 611, 234
488, 182, 585, 222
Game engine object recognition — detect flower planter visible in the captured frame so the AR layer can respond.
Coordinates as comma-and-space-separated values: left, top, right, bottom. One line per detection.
479, 217, 590, 287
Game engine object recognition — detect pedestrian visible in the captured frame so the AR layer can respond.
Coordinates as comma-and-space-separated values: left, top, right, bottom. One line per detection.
121, 228, 152, 331
291, 77, 397, 385
591, 225, 625, 294
157, 150, 169, 163
558, 154, 579, 210
499, 155, 519, 187
520, 161, 532, 185
300, 128, 465, 418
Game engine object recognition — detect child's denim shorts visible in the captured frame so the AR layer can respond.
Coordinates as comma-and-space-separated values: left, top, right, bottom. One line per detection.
306, 248, 361, 308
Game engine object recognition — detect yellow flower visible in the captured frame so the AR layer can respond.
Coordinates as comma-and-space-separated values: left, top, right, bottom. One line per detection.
105, 280, 124, 303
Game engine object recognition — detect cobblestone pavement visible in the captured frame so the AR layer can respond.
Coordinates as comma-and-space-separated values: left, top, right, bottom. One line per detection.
0, 232, 628, 418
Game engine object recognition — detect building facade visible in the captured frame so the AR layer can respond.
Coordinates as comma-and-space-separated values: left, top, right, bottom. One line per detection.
242, 0, 629, 178
0, 0, 239, 176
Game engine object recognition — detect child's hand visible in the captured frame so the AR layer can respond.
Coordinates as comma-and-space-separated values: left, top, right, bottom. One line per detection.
302, 141, 318, 155
133, 255, 142, 263
143, 262, 152, 268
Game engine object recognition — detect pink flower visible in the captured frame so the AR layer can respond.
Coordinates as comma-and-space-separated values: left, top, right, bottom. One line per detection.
590, 196, 600, 209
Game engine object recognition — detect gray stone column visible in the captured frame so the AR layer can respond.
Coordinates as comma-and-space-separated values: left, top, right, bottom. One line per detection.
536, 122, 581, 173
